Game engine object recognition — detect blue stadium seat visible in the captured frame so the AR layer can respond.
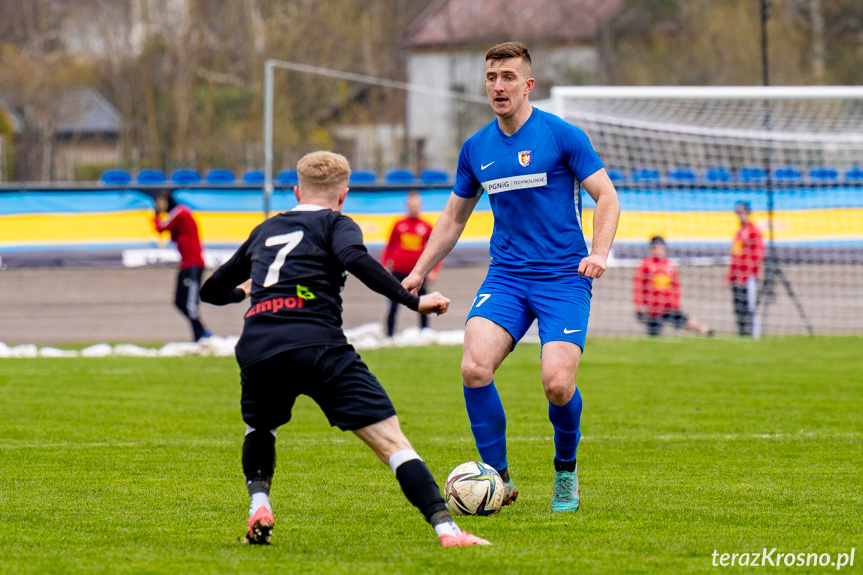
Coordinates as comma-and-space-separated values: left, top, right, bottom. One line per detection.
808, 166, 838, 182
419, 169, 450, 184
349, 170, 377, 184
99, 169, 131, 186
605, 168, 627, 184
844, 167, 863, 183
170, 168, 201, 185
773, 166, 802, 182
667, 167, 697, 183
136, 169, 167, 185
738, 166, 767, 183
631, 167, 660, 184
704, 166, 732, 183
275, 170, 298, 185
385, 169, 416, 184
205, 168, 236, 184
242, 170, 265, 184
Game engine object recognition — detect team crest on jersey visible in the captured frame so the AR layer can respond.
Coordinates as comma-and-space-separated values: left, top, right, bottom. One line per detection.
518, 150, 532, 167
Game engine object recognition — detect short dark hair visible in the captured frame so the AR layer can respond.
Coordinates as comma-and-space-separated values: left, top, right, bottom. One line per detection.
156, 189, 177, 211
649, 235, 666, 246
735, 200, 752, 213
485, 41, 532, 77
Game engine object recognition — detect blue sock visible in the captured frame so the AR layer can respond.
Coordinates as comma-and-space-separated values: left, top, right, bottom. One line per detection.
463, 382, 507, 471
548, 387, 582, 462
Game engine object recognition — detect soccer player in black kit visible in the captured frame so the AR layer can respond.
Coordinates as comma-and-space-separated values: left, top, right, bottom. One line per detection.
200, 151, 488, 547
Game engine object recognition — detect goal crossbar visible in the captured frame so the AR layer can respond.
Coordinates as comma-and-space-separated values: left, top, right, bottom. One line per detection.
551, 85, 863, 104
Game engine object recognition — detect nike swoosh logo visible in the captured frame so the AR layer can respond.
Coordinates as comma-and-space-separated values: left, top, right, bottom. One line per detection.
563, 328, 582, 334
480, 161, 495, 170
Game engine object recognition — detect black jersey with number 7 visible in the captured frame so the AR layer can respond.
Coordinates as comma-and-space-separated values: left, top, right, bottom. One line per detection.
201, 207, 419, 368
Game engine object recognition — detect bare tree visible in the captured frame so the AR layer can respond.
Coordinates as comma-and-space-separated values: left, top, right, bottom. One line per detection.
0, 1, 91, 180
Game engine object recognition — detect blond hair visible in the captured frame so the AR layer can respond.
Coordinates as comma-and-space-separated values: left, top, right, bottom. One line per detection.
485, 41, 532, 78
296, 151, 351, 197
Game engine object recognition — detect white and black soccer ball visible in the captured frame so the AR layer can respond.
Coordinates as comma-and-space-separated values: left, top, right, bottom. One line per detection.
444, 461, 504, 516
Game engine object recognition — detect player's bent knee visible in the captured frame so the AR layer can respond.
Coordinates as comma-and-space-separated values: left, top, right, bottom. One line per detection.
544, 380, 576, 406
461, 357, 494, 387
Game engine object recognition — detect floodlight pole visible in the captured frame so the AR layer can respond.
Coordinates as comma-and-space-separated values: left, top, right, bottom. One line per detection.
758, 0, 778, 336
761, 0, 775, 254
757, 0, 815, 336
761, 0, 775, 247
263, 60, 275, 219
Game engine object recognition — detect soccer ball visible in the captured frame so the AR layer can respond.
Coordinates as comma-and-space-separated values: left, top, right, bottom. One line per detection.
444, 461, 505, 516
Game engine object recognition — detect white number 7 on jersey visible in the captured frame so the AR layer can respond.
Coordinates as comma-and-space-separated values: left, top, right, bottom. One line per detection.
473, 293, 491, 308
263, 231, 304, 287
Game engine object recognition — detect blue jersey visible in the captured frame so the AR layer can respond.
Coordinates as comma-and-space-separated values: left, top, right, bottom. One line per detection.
453, 108, 603, 279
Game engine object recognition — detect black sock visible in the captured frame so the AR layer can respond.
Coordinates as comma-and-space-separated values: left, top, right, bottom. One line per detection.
497, 467, 511, 483
394, 459, 449, 524
554, 458, 576, 473
243, 429, 276, 494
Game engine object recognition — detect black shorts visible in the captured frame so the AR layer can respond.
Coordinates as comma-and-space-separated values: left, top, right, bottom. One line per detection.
637, 309, 689, 335
240, 345, 397, 431
657, 309, 688, 328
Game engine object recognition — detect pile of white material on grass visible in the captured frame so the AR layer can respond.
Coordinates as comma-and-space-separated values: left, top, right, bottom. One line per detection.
344, 324, 465, 349
0, 325, 465, 359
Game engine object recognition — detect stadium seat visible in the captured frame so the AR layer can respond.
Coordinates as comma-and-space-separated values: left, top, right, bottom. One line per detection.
205, 168, 236, 184
170, 168, 201, 185
136, 169, 167, 185
99, 169, 131, 186
631, 167, 660, 184
704, 166, 732, 183
385, 169, 416, 184
738, 166, 767, 183
808, 167, 839, 182
844, 167, 863, 182
419, 169, 450, 184
606, 168, 627, 184
349, 170, 377, 183
242, 170, 265, 184
275, 170, 298, 185
773, 166, 802, 182
667, 167, 698, 183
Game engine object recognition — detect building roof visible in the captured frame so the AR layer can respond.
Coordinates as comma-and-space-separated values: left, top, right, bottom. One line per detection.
404, 0, 625, 49
55, 88, 123, 135
0, 88, 122, 136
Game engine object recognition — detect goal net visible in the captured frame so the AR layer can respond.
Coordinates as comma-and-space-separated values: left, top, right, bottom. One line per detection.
549, 86, 863, 337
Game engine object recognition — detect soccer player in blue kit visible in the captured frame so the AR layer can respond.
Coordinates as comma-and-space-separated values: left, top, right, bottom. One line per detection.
403, 42, 620, 512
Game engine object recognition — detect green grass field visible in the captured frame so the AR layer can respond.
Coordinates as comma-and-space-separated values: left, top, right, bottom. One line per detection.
1, 336, 861, 574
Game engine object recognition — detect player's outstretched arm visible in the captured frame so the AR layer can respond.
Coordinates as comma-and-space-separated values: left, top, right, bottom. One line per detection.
201, 239, 253, 305
340, 246, 424, 311
403, 193, 480, 293
417, 291, 451, 315
579, 168, 620, 279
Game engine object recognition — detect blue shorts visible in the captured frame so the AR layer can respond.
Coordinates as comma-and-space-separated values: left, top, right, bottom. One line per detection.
466, 269, 592, 351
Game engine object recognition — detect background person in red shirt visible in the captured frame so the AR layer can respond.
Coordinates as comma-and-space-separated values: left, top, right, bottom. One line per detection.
727, 201, 765, 337
381, 191, 440, 337
153, 190, 212, 342
633, 236, 712, 337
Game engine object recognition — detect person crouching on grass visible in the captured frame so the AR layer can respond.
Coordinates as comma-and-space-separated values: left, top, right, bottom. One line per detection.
633, 235, 713, 337
200, 151, 489, 547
